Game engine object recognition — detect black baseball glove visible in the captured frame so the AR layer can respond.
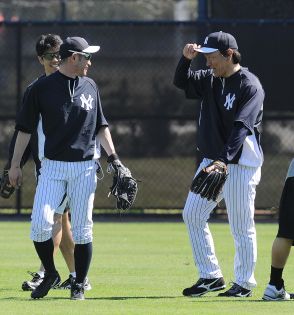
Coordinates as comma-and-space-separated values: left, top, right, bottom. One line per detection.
190, 160, 228, 201
0, 164, 15, 199
107, 154, 138, 211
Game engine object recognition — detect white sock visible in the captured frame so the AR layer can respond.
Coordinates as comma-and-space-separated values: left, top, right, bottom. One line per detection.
70, 272, 76, 278
37, 271, 45, 278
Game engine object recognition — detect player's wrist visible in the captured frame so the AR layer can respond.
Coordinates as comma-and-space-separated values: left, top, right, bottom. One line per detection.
216, 157, 228, 165
107, 153, 119, 163
10, 163, 21, 169
4, 161, 11, 171
182, 54, 193, 61
212, 160, 227, 173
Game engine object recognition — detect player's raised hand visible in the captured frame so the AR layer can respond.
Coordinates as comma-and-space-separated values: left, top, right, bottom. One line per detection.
183, 43, 200, 60
8, 165, 22, 188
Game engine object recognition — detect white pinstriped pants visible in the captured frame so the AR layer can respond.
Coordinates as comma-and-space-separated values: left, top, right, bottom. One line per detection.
30, 159, 97, 244
183, 158, 261, 290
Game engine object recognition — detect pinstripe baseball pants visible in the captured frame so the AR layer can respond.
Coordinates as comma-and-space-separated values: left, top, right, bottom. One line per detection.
183, 158, 261, 290
30, 159, 97, 244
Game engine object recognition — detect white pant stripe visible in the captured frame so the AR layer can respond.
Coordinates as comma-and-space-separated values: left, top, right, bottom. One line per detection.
183, 158, 261, 288
31, 159, 97, 244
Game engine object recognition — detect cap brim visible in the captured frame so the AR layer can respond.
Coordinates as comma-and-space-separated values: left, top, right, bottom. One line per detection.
83, 46, 100, 53
195, 47, 218, 53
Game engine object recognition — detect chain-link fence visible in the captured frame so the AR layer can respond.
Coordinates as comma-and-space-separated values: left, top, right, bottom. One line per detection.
209, 0, 294, 19
0, 21, 293, 212
0, 0, 198, 22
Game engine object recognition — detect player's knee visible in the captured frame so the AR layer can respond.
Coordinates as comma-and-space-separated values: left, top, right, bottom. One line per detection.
59, 240, 67, 252
183, 192, 211, 225
72, 226, 93, 244
231, 224, 256, 238
30, 223, 52, 242
30, 211, 54, 242
54, 212, 62, 224
62, 209, 70, 219
183, 205, 206, 227
182, 206, 197, 224
52, 213, 62, 234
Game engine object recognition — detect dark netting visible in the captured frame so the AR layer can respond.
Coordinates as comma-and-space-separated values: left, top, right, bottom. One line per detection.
209, 0, 294, 19
0, 22, 294, 211
0, 1, 197, 22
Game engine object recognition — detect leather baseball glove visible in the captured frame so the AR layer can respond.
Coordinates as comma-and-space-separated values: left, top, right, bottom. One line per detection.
190, 160, 228, 201
107, 154, 138, 211
0, 164, 15, 199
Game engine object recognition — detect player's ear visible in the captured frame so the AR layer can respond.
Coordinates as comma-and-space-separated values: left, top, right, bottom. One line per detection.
37, 56, 44, 66
70, 53, 79, 63
222, 49, 233, 60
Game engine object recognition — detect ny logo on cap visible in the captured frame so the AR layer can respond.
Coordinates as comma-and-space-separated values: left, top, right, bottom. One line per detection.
204, 36, 208, 45
80, 93, 94, 111
224, 93, 235, 110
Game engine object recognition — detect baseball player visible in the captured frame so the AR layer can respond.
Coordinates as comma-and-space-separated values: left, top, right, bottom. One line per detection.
9, 36, 121, 301
262, 159, 294, 301
174, 31, 264, 297
0, 34, 91, 291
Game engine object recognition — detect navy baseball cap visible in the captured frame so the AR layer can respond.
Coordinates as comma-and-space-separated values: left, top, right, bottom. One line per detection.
59, 37, 100, 59
196, 31, 238, 54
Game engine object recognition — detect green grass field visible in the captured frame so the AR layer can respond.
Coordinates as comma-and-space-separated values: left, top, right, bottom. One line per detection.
0, 221, 294, 315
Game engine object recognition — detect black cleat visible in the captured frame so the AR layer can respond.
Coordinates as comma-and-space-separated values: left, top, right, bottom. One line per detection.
71, 281, 85, 300
58, 275, 73, 289
22, 271, 44, 291
183, 277, 226, 297
31, 271, 61, 299
58, 274, 92, 291
218, 283, 252, 297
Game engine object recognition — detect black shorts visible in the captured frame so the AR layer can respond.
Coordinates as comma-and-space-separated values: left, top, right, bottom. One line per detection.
277, 177, 294, 242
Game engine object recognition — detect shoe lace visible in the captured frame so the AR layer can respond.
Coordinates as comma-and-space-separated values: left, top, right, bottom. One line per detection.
27, 271, 41, 282
228, 282, 241, 292
194, 278, 205, 286
59, 277, 71, 287
72, 283, 84, 294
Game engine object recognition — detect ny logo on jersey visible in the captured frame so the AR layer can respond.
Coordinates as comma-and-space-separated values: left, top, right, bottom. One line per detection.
80, 94, 94, 111
224, 93, 236, 110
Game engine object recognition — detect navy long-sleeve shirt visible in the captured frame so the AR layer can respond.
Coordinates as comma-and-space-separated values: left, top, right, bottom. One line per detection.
174, 56, 264, 165
16, 71, 108, 162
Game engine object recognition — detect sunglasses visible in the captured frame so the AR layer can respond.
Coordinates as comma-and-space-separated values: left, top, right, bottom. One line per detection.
42, 52, 60, 61
68, 50, 92, 60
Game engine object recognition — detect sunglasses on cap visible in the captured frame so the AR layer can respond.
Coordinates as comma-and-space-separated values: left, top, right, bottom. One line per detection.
68, 50, 92, 60
42, 52, 60, 61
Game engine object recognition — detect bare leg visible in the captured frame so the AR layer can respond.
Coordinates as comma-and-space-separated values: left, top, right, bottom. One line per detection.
271, 237, 292, 268
52, 212, 63, 253
59, 210, 75, 273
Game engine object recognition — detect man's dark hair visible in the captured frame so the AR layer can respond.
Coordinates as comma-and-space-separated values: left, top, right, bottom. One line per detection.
232, 50, 241, 64
222, 49, 241, 64
35, 34, 62, 56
